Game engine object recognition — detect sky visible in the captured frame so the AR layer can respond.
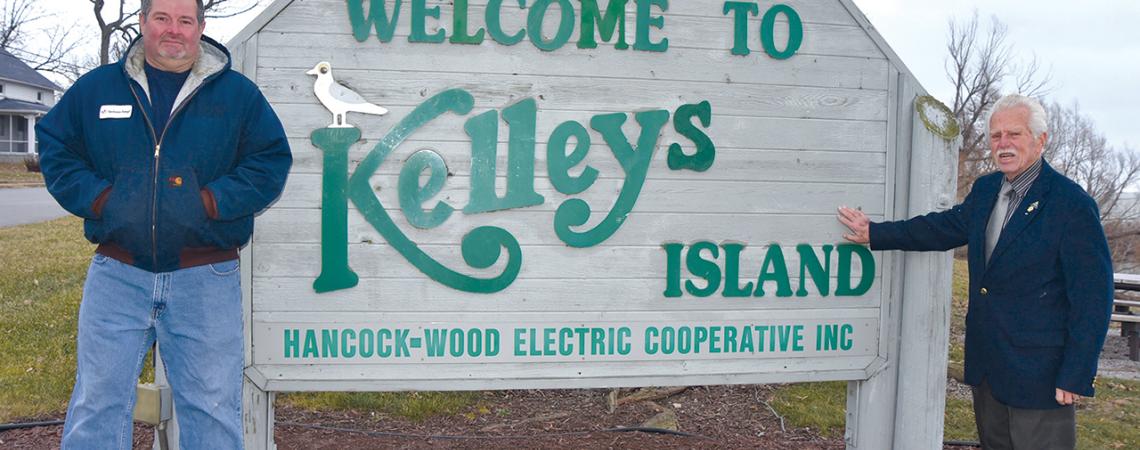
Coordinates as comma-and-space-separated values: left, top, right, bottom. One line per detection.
850, 0, 1140, 150
36, 0, 1140, 150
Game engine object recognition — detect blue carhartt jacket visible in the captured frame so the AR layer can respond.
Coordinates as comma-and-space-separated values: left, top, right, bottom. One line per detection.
37, 35, 291, 272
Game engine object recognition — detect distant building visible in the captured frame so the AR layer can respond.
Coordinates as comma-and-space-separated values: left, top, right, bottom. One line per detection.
0, 48, 61, 162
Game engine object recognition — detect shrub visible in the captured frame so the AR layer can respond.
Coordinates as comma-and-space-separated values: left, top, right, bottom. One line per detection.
23, 155, 40, 173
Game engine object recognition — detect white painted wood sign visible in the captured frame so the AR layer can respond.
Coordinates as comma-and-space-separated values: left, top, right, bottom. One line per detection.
226, 1, 960, 448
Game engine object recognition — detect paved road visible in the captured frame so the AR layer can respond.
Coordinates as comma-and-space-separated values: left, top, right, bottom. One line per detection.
0, 187, 70, 228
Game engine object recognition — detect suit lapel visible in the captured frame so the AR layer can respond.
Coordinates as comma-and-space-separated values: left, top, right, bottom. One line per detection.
986, 163, 1055, 269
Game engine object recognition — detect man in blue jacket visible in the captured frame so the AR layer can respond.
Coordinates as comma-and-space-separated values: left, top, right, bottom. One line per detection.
838, 94, 1112, 449
36, 0, 291, 447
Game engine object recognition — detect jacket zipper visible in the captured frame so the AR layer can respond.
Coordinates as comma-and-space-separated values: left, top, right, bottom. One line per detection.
127, 79, 208, 270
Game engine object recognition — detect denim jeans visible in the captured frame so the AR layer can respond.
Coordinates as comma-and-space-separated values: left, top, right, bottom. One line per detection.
62, 253, 243, 449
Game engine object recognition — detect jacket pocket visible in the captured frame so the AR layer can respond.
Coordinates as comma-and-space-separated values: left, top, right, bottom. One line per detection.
157, 168, 208, 250
97, 168, 151, 254
1008, 329, 1065, 348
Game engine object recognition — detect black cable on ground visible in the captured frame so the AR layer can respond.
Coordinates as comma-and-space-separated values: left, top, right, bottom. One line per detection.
276, 421, 713, 441
0, 420, 65, 432
944, 439, 982, 448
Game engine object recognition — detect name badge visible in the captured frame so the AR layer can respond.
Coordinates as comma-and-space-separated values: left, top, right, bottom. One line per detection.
99, 105, 133, 119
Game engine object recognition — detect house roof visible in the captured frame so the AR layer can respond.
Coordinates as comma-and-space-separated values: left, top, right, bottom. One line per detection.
0, 48, 62, 92
0, 97, 52, 114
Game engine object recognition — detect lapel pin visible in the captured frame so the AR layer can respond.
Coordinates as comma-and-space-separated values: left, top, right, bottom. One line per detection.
1026, 201, 1039, 214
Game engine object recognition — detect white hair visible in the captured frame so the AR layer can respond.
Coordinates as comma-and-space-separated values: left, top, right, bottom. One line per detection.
988, 94, 1048, 137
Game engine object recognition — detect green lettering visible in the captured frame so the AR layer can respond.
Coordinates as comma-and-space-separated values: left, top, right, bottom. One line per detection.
284, 329, 300, 358
528, 0, 575, 51
341, 329, 357, 357
464, 98, 544, 214
321, 329, 339, 357
796, 244, 832, 296
349, 89, 522, 293
303, 329, 319, 358
685, 241, 721, 297
760, 4, 802, 59
754, 244, 792, 297
487, 0, 527, 45
645, 327, 659, 354
547, 120, 597, 195
410, 0, 446, 42
662, 242, 684, 297
668, 100, 715, 171
450, 0, 486, 44
578, 0, 629, 49
721, 242, 753, 297
347, 0, 403, 42
722, 1, 758, 55
554, 109, 669, 247
359, 329, 375, 357
634, 0, 668, 52
376, 328, 391, 357
398, 150, 454, 228
514, 328, 526, 356
836, 244, 875, 296
311, 128, 361, 293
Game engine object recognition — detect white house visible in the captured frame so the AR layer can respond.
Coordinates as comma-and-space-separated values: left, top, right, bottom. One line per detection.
0, 48, 61, 162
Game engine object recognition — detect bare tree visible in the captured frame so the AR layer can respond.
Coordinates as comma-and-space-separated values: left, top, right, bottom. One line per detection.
1, 0, 87, 80
1044, 101, 1140, 266
91, 0, 261, 66
945, 11, 1051, 200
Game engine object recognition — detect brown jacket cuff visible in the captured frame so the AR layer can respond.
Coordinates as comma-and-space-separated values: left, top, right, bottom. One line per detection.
201, 188, 219, 220
92, 186, 112, 218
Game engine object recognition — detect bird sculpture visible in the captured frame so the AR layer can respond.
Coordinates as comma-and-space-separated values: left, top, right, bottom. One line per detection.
306, 61, 388, 128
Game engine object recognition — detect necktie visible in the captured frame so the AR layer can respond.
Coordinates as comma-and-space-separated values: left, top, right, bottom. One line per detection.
985, 185, 1016, 264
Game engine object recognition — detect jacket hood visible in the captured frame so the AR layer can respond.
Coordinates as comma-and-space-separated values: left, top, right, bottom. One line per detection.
119, 35, 232, 107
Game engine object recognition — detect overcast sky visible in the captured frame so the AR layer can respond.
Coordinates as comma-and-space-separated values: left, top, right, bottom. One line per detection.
851, 0, 1139, 150
49, 0, 1137, 150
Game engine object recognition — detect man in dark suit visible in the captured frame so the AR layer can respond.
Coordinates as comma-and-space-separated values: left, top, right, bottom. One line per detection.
838, 94, 1113, 449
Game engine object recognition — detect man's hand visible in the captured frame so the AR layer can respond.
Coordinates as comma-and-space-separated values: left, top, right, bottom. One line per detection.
1055, 388, 1078, 406
837, 206, 871, 244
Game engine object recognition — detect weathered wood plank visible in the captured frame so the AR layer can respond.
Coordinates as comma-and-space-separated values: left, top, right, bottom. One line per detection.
262, 0, 857, 29
257, 31, 889, 90
272, 104, 888, 152
251, 242, 876, 279
252, 277, 881, 312
283, 140, 886, 184
262, 0, 866, 55
274, 173, 886, 214
247, 355, 878, 391
254, 209, 884, 245
258, 69, 889, 120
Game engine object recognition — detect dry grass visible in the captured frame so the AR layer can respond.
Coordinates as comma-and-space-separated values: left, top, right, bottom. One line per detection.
0, 161, 44, 186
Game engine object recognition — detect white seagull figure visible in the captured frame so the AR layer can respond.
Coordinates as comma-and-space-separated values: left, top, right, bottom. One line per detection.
306, 61, 388, 128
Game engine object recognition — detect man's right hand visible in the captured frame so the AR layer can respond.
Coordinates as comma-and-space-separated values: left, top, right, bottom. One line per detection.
837, 206, 871, 244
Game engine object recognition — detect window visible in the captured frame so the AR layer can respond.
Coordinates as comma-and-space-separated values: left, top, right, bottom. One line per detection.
37, 92, 43, 102
0, 115, 29, 153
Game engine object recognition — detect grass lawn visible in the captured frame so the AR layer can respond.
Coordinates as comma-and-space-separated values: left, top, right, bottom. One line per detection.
0, 162, 44, 186
770, 258, 1140, 449
0, 217, 475, 423
0, 217, 92, 421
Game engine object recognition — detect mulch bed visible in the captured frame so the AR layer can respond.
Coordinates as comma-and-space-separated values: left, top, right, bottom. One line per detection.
0, 385, 844, 449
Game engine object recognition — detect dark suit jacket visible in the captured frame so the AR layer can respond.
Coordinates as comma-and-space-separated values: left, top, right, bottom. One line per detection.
870, 161, 1113, 409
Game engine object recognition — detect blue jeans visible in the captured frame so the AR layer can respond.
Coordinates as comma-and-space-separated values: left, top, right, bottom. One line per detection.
62, 253, 243, 449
